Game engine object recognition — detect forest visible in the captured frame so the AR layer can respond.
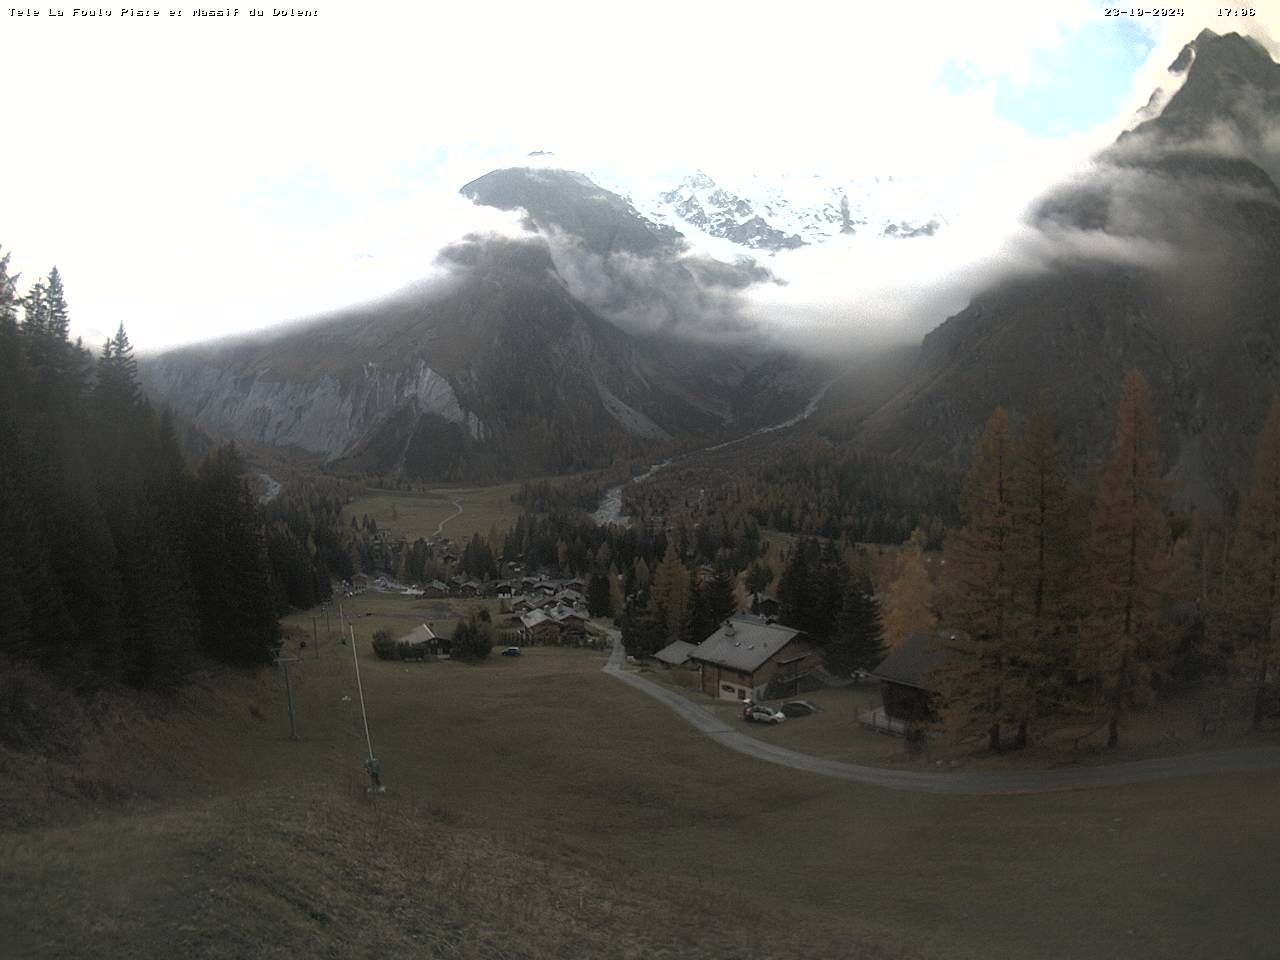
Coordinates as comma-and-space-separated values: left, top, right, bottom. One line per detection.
0, 250, 287, 691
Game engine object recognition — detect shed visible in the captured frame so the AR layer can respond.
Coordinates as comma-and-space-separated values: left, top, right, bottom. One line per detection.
869, 630, 961, 722
652, 639, 696, 668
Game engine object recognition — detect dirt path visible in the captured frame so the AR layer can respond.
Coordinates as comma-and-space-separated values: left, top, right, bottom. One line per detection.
600, 631, 1280, 795
431, 498, 463, 539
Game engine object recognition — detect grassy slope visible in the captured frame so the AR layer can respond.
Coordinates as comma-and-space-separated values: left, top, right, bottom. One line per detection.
4, 590, 1279, 959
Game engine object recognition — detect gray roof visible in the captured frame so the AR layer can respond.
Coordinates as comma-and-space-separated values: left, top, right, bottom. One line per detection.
870, 630, 963, 690
653, 640, 695, 666
688, 616, 802, 673
519, 609, 555, 630
398, 623, 438, 646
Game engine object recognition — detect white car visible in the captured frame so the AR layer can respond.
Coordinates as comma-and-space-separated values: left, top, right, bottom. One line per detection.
743, 702, 786, 724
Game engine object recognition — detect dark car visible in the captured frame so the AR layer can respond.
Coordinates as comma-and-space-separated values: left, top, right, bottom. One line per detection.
501, 646, 522, 657
781, 699, 819, 717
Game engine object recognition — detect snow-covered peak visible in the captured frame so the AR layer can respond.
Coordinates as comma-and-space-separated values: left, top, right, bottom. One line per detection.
634, 169, 951, 253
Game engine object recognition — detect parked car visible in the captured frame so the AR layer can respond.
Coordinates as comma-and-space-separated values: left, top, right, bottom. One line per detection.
501, 646, 522, 657
781, 700, 819, 717
743, 702, 786, 724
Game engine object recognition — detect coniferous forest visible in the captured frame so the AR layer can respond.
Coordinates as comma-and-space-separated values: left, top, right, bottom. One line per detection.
0, 249, 283, 690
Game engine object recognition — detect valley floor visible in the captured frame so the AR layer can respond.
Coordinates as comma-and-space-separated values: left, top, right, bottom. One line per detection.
3, 590, 1279, 959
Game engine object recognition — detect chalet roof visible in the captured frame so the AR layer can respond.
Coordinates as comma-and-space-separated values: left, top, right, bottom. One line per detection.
398, 623, 438, 646
689, 616, 802, 674
653, 639, 695, 666
547, 604, 586, 624
870, 630, 963, 691
519, 609, 554, 630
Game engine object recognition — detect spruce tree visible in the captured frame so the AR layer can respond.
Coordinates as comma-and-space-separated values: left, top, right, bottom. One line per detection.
825, 574, 886, 677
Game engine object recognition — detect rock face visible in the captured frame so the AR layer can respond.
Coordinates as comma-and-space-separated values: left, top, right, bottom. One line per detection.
142, 171, 819, 481
853, 30, 1280, 509
142, 357, 474, 458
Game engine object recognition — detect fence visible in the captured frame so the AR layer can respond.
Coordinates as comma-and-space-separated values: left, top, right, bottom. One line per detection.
857, 707, 916, 738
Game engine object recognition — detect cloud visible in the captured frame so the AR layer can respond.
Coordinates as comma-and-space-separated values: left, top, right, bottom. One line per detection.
3, 2, 1279, 354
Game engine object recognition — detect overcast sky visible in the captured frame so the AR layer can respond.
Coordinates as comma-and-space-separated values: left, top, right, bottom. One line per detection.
2, 1, 1277, 353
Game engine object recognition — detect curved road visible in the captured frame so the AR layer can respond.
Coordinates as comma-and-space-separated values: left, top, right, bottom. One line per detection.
600, 633, 1280, 796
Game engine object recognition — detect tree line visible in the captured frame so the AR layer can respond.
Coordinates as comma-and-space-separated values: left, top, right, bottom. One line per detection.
923, 370, 1278, 750
0, 249, 281, 690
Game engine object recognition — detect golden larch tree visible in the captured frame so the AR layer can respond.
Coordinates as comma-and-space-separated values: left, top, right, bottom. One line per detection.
1221, 400, 1280, 730
938, 407, 1020, 752
1083, 369, 1170, 749
883, 528, 936, 650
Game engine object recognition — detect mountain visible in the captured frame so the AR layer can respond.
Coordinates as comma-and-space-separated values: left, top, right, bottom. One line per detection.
142, 169, 820, 482
639, 169, 948, 252
851, 30, 1280, 508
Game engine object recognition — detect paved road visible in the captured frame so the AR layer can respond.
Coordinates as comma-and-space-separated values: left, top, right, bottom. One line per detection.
600, 633, 1280, 796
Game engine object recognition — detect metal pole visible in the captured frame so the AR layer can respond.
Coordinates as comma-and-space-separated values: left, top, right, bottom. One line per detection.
312, 616, 320, 659
350, 624, 374, 759
324, 605, 331, 645
277, 658, 299, 740
339, 602, 347, 644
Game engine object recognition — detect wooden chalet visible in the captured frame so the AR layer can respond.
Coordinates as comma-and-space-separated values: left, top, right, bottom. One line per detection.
518, 608, 561, 645
688, 616, 819, 701
868, 630, 960, 723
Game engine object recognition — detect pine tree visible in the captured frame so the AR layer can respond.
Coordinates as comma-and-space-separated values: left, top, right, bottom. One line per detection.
938, 407, 1019, 751
883, 529, 935, 649
825, 574, 886, 677
1083, 370, 1170, 749
189, 444, 281, 665
44, 267, 70, 346
703, 569, 737, 627
586, 571, 612, 618
1220, 400, 1280, 730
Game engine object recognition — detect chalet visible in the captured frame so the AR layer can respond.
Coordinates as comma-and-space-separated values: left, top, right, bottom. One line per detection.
548, 605, 589, 637
460, 579, 482, 598
652, 639, 696, 668
749, 592, 781, 619
424, 579, 450, 598
869, 630, 960, 724
688, 616, 820, 702
518, 608, 561, 645
397, 622, 441, 658
561, 578, 585, 593
554, 589, 584, 609
447, 575, 466, 593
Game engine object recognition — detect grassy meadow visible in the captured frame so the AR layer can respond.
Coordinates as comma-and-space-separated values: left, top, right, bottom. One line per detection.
4, 588, 1279, 959
344, 482, 528, 546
